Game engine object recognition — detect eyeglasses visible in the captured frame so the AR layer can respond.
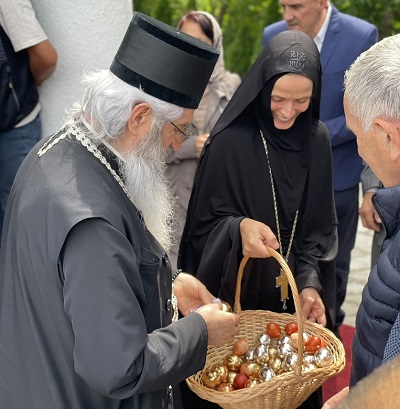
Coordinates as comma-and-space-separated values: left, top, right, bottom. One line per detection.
170, 121, 193, 143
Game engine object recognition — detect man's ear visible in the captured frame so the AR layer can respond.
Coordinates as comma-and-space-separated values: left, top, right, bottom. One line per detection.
318, 0, 329, 11
375, 118, 400, 163
127, 103, 152, 137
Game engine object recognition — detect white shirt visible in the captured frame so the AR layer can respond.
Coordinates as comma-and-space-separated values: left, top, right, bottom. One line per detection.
0, 0, 47, 126
0, 0, 47, 52
313, 2, 332, 53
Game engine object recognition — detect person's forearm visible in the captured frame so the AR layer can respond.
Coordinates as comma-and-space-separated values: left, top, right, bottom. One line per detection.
27, 40, 57, 85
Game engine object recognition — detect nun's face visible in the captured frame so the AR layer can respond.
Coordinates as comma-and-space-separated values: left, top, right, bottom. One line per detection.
270, 73, 313, 130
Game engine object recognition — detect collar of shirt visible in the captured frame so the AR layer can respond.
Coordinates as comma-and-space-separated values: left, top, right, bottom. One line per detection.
79, 114, 126, 164
102, 139, 126, 163
313, 1, 332, 53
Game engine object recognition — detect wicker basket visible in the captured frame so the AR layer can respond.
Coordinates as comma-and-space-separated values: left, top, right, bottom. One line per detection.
186, 247, 346, 409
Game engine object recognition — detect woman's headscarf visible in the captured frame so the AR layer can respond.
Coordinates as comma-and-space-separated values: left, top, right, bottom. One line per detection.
177, 10, 241, 114
178, 11, 226, 84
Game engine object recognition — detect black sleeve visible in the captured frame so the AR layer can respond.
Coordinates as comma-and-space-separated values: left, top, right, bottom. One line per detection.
61, 217, 208, 399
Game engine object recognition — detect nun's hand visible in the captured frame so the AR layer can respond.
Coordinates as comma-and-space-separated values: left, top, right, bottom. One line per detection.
299, 287, 326, 326
239, 218, 280, 258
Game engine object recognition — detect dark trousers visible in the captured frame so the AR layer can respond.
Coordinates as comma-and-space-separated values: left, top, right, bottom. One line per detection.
334, 185, 359, 329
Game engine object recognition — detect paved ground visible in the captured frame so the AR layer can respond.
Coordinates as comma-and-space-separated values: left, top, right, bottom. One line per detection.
342, 217, 374, 327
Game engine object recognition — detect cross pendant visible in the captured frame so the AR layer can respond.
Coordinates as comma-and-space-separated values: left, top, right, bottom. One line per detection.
275, 268, 289, 310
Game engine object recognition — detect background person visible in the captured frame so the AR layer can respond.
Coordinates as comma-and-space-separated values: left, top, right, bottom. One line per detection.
359, 163, 384, 267
322, 34, 400, 409
262, 0, 378, 334
0, 0, 57, 240
0, 12, 240, 409
322, 355, 400, 409
179, 30, 337, 409
165, 10, 241, 271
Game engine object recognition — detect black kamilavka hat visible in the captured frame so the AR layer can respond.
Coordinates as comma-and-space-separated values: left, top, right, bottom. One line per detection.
110, 12, 220, 109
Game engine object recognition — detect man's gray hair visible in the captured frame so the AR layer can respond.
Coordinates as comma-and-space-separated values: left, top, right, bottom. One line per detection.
67, 70, 184, 141
344, 34, 400, 132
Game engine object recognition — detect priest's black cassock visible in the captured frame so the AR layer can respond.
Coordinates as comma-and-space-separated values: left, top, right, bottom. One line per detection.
0, 12, 219, 409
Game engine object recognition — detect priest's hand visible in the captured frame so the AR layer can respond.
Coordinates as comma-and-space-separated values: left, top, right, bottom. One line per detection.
239, 218, 280, 258
173, 273, 240, 346
299, 287, 326, 326
195, 303, 240, 346
173, 272, 219, 316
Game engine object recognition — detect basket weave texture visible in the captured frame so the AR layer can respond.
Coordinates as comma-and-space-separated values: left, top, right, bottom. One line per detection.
186, 247, 346, 409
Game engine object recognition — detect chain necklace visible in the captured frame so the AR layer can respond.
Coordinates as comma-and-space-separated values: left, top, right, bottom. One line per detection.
38, 119, 131, 200
37, 120, 185, 318
260, 130, 298, 309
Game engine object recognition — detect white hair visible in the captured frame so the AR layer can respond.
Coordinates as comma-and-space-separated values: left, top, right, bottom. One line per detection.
344, 34, 400, 132
66, 69, 185, 249
67, 69, 184, 141
120, 118, 174, 250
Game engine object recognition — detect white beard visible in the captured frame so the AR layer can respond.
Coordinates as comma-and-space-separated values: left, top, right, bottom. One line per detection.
119, 121, 173, 251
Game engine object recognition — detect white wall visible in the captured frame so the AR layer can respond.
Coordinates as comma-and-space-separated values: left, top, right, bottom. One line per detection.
30, 0, 133, 137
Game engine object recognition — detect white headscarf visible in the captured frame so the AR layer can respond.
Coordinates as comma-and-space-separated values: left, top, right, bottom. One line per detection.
195, 11, 226, 84
178, 11, 240, 93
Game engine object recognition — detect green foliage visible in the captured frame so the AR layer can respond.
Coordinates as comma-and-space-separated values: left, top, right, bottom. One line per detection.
153, 0, 174, 25
133, 0, 400, 77
220, 1, 282, 76
133, 0, 153, 17
333, 0, 400, 38
186, 0, 197, 12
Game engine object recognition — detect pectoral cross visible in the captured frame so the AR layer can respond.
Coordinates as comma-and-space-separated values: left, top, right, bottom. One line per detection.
276, 269, 289, 310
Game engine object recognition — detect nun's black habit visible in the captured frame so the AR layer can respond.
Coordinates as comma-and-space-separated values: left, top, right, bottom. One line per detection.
179, 31, 337, 409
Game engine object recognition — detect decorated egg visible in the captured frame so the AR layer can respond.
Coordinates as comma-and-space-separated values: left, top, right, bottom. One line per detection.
201, 368, 221, 388
223, 353, 243, 372
244, 378, 262, 388
213, 364, 229, 383
245, 348, 255, 362
314, 347, 333, 368
217, 382, 236, 392
259, 366, 276, 382
258, 333, 271, 346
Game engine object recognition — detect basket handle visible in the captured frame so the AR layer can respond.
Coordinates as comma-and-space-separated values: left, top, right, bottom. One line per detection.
233, 247, 304, 375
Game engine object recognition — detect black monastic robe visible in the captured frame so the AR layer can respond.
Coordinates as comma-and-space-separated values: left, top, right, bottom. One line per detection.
179, 31, 338, 409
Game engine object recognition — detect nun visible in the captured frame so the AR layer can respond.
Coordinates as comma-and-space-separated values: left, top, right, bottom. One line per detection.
179, 30, 338, 409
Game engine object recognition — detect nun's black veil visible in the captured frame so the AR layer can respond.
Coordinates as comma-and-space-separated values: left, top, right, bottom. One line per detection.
211, 29, 321, 133
179, 29, 336, 322
178, 31, 337, 409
